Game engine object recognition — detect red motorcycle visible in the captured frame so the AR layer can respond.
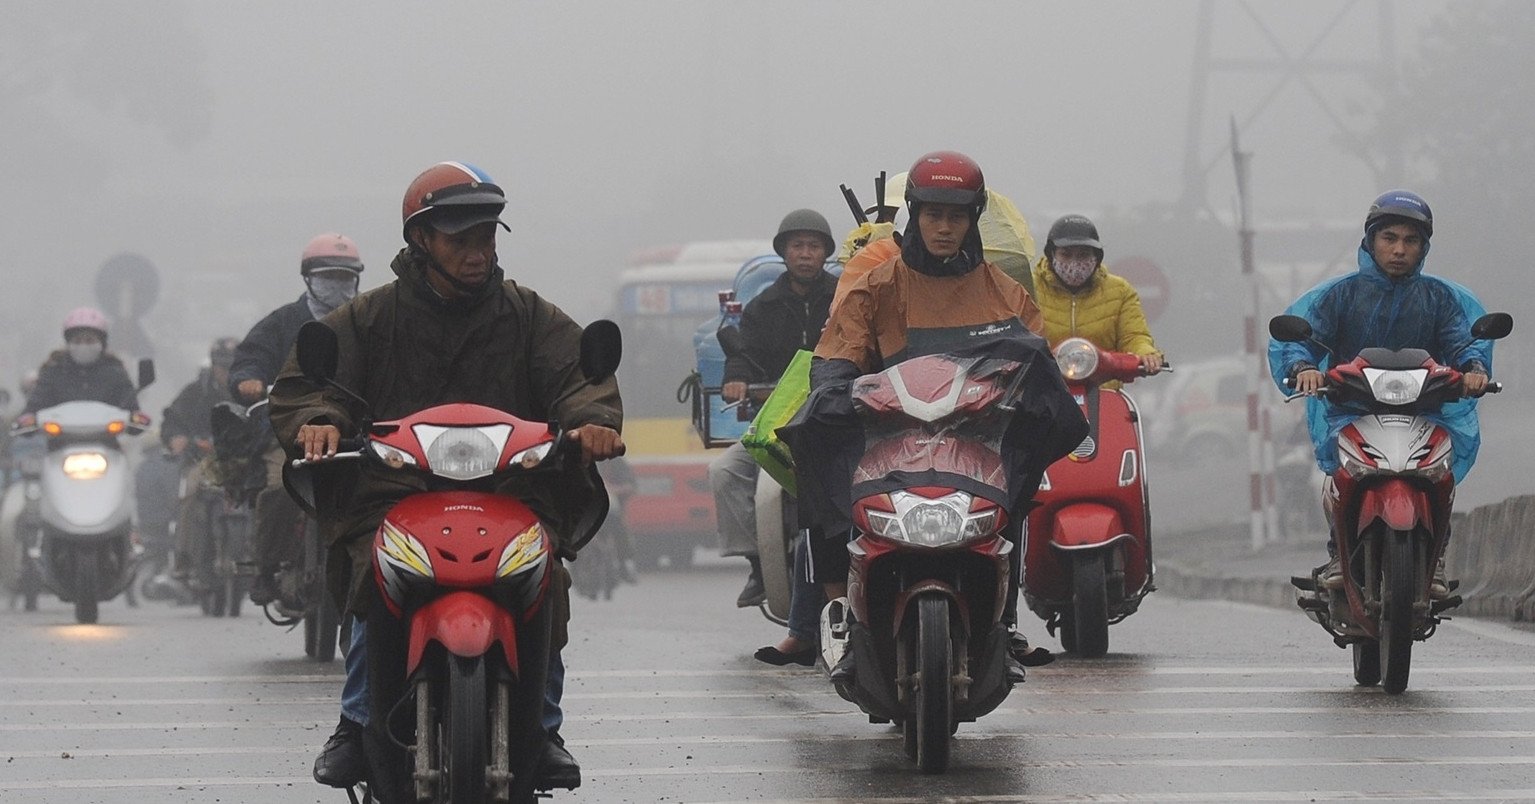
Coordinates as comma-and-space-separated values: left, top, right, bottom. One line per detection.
820, 352, 1025, 774
290, 321, 621, 804
1023, 338, 1165, 658
1272, 312, 1511, 694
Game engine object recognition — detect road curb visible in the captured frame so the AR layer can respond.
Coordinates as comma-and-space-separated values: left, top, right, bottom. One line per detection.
1156, 561, 1296, 611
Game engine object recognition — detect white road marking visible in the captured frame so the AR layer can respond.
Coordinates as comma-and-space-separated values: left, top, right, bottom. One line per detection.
1444, 616, 1535, 647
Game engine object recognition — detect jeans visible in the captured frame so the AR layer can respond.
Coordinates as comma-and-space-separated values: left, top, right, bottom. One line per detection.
786, 535, 821, 644
339, 618, 566, 734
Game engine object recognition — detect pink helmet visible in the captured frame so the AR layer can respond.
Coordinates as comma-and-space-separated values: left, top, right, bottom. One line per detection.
300, 233, 364, 276
62, 307, 109, 338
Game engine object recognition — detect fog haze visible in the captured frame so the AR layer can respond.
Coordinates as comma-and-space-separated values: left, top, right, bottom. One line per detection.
0, 1, 1487, 411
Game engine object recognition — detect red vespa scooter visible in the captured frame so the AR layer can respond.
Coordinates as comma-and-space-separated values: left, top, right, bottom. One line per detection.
289, 321, 621, 804
1023, 338, 1165, 658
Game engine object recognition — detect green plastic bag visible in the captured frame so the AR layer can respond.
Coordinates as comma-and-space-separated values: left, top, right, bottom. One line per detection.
742, 350, 812, 495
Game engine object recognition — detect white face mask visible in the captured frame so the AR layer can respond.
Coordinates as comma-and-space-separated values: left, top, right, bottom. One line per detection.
68, 342, 103, 365
306, 272, 359, 314
1052, 255, 1098, 288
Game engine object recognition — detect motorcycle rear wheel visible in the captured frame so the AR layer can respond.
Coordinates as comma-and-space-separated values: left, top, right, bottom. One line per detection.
1071, 553, 1110, 658
1352, 639, 1381, 686
1380, 530, 1416, 695
442, 655, 490, 803
909, 595, 952, 774
74, 548, 99, 625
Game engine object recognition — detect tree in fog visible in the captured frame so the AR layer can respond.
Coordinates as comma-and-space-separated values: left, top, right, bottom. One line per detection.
1358, 0, 1533, 378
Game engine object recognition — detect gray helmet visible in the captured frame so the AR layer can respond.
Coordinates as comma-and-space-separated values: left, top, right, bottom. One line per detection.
1045, 214, 1104, 257
772, 208, 835, 258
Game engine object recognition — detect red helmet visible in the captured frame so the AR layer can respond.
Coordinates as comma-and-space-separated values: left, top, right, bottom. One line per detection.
300, 232, 364, 275
400, 161, 508, 241
904, 150, 987, 215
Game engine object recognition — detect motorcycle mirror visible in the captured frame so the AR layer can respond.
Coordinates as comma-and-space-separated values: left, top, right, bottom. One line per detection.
1268, 315, 1313, 343
137, 358, 156, 390
296, 321, 340, 383
716, 325, 747, 358
1471, 312, 1514, 340
579, 319, 623, 382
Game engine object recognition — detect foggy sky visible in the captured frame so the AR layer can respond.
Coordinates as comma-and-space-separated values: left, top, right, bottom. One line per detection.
0, 1, 1458, 409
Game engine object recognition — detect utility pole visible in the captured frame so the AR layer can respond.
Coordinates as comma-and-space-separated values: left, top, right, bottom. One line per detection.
1230, 120, 1278, 549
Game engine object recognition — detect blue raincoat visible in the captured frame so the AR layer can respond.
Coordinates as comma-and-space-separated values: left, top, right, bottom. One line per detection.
1268, 245, 1494, 482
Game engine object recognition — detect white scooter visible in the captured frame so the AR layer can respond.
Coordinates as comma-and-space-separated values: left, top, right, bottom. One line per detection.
12, 383, 152, 623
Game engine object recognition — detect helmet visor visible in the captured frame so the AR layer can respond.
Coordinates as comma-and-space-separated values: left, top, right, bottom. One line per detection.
427, 205, 510, 235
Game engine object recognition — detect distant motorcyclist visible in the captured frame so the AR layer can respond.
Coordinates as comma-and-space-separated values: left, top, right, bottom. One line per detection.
233, 233, 364, 606
1268, 190, 1491, 593
268, 161, 623, 793
802, 150, 1072, 670
17, 308, 140, 423
709, 208, 837, 609
165, 337, 239, 583
1032, 214, 1164, 377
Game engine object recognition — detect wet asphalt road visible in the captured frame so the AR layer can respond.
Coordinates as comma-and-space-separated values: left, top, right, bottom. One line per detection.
3, 564, 1535, 804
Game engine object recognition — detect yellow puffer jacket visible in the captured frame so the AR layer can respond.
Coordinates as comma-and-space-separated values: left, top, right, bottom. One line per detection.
1031, 257, 1161, 357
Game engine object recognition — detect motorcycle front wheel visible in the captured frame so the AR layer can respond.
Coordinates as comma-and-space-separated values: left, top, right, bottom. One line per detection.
442, 654, 490, 803
1379, 530, 1416, 695
73, 547, 99, 624
1071, 552, 1111, 658
903, 594, 953, 774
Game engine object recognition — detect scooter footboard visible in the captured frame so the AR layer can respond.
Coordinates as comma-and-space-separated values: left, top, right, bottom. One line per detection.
959, 622, 1013, 722
405, 592, 521, 677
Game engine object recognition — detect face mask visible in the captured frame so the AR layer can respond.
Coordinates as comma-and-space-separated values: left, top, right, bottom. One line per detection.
1052, 255, 1098, 288
68, 342, 103, 365
306, 273, 359, 314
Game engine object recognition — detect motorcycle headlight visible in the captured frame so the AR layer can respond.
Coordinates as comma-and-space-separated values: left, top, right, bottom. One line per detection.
62, 452, 109, 480
1055, 338, 1100, 381
1364, 368, 1427, 406
413, 424, 512, 481
864, 509, 901, 538
901, 502, 966, 546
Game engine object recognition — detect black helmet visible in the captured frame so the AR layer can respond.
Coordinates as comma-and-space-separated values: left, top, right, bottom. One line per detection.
209, 336, 239, 368
1045, 214, 1104, 257
772, 208, 835, 258
1365, 190, 1433, 239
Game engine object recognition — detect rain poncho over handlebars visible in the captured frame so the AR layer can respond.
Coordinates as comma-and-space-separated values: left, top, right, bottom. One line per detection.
779, 333, 1087, 534
1268, 246, 1495, 481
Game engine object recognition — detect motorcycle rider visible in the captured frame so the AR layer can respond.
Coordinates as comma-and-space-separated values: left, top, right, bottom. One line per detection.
268, 161, 623, 793
166, 338, 240, 583
1269, 190, 1491, 594
709, 208, 836, 609
233, 233, 365, 606
18, 308, 140, 421
1032, 215, 1164, 376
802, 150, 1072, 671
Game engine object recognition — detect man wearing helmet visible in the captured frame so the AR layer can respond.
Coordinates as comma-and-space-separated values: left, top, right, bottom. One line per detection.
790, 151, 1088, 674
1031, 214, 1164, 379
165, 338, 240, 584
710, 208, 837, 612
1270, 190, 1492, 591
19, 308, 140, 418
232, 233, 365, 607
267, 161, 623, 795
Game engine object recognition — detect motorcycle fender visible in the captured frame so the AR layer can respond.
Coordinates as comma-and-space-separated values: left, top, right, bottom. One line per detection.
891, 580, 960, 640
1356, 478, 1428, 533
1049, 503, 1128, 550
406, 591, 520, 677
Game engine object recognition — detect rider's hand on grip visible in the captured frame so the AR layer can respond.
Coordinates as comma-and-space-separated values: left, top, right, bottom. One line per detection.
296, 423, 341, 461
566, 425, 625, 466
1461, 370, 1490, 397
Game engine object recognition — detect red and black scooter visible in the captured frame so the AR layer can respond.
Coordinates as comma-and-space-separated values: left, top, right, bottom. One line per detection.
1272, 312, 1511, 695
289, 320, 621, 804
1023, 338, 1165, 658
819, 352, 1026, 774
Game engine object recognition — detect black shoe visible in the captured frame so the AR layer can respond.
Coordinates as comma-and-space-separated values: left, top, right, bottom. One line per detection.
249, 572, 279, 607
1009, 632, 1055, 667
1006, 656, 1028, 685
536, 732, 581, 790
754, 645, 816, 667
735, 567, 766, 608
828, 652, 856, 684
312, 717, 366, 788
